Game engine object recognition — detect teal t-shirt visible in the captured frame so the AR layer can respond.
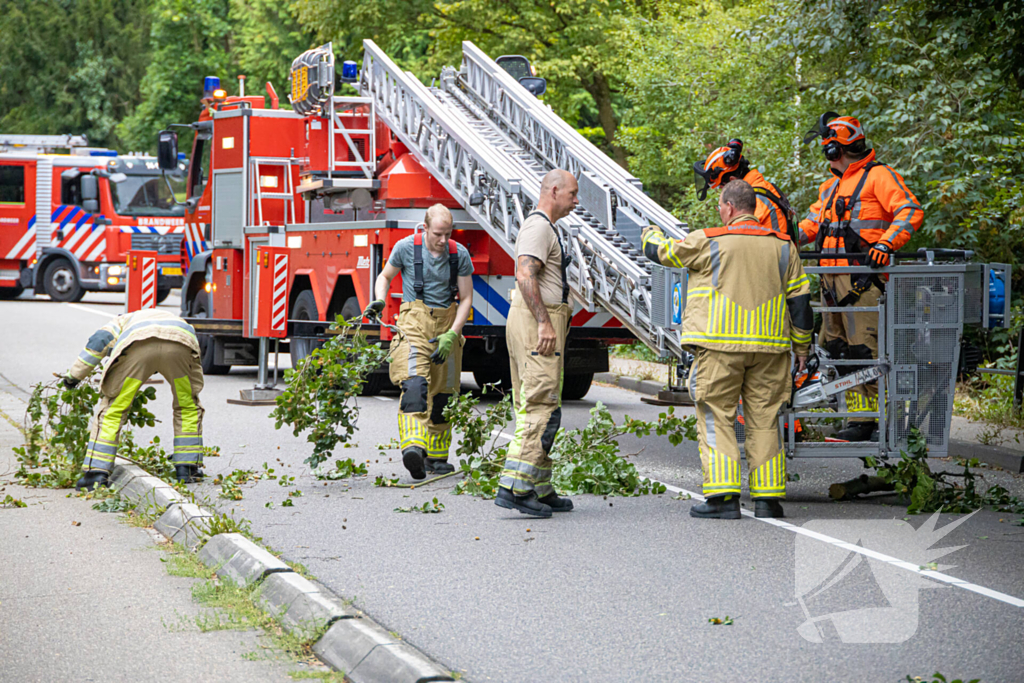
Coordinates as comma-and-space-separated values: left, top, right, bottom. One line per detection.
388, 235, 474, 308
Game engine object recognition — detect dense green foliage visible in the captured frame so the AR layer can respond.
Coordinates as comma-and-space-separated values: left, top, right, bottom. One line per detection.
2, 0, 1019, 288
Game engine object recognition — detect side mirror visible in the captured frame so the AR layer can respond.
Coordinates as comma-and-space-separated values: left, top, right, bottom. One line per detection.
518, 77, 547, 97
158, 130, 178, 170
80, 174, 98, 201
83, 199, 100, 213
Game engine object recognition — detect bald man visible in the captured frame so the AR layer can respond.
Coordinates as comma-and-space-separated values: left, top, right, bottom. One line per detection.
496, 170, 578, 518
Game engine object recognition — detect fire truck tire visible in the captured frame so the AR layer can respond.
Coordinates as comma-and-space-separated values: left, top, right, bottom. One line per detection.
156, 287, 172, 304
0, 284, 24, 300
359, 372, 388, 396
43, 259, 84, 302
290, 290, 324, 367
473, 368, 513, 394
192, 289, 231, 375
561, 372, 594, 401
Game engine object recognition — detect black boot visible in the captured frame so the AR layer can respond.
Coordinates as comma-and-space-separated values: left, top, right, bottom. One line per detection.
755, 499, 784, 518
75, 470, 109, 491
537, 492, 574, 512
689, 494, 741, 519
424, 458, 455, 475
175, 465, 204, 483
834, 421, 876, 442
402, 447, 427, 480
495, 487, 552, 518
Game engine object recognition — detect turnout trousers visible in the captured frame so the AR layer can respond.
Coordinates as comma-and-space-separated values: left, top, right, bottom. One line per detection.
83, 338, 205, 473
499, 298, 572, 497
388, 301, 463, 464
689, 348, 790, 499
820, 273, 880, 422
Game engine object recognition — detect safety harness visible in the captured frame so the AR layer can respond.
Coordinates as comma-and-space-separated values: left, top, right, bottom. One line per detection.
751, 185, 797, 243
412, 232, 460, 304
525, 211, 570, 304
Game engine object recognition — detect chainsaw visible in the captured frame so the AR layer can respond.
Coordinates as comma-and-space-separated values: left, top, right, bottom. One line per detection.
790, 354, 889, 410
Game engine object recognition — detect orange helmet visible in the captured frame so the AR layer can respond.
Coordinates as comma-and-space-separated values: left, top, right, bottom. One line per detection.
804, 112, 867, 161
693, 139, 745, 200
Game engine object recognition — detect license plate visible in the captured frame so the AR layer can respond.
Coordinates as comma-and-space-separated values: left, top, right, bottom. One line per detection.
162, 267, 182, 276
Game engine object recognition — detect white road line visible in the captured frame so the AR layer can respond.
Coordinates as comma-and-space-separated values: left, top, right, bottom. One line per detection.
489, 424, 1024, 609
373, 396, 394, 402
66, 303, 117, 318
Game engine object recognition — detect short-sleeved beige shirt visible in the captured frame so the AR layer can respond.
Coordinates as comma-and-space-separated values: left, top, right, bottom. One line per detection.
515, 212, 565, 306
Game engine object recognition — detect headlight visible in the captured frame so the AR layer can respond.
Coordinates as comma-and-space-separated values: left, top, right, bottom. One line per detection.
107, 265, 123, 276
106, 277, 120, 286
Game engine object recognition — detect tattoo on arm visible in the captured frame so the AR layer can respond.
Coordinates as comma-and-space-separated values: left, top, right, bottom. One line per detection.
517, 255, 551, 326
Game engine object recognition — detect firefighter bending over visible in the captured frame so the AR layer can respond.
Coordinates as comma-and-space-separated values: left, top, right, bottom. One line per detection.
496, 169, 578, 518
693, 138, 797, 240
642, 180, 813, 519
62, 309, 206, 491
800, 113, 923, 442
365, 204, 474, 480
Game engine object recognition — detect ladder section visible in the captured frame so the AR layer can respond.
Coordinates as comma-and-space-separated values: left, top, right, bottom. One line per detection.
249, 156, 298, 226
360, 40, 682, 358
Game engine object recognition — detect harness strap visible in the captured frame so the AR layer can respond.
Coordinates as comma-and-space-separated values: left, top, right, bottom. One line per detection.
751, 185, 797, 242
412, 232, 461, 305
526, 211, 569, 304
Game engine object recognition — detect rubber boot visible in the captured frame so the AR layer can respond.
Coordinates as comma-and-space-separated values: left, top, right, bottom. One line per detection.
424, 458, 455, 475
495, 487, 553, 518
689, 494, 741, 519
834, 421, 876, 442
755, 499, 784, 518
402, 446, 427, 480
75, 470, 109, 491
175, 465, 205, 483
537, 492, 574, 512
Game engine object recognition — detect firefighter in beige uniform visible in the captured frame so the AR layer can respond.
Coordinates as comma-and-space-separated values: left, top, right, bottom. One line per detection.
642, 180, 813, 519
496, 169, 578, 518
62, 309, 206, 491
365, 204, 474, 480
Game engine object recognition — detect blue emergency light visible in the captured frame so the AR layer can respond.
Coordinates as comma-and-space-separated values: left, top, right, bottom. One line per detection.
89, 150, 118, 157
204, 76, 221, 98
340, 61, 358, 83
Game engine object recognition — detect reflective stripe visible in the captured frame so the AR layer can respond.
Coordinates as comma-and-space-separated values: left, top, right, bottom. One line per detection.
446, 352, 458, 389
78, 349, 101, 367
99, 377, 143, 442
173, 377, 199, 434
893, 201, 922, 215
786, 273, 810, 295
791, 330, 812, 343
757, 195, 780, 232
86, 440, 118, 456
174, 436, 204, 447
408, 344, 418, 377
777, 241, 789, 288
709, 240, 721, 287
702, 403, 717, 449
849, 219, 890, 233
681, 333, 792, 348
688, 354, 699, 398
115, 319, 197, 352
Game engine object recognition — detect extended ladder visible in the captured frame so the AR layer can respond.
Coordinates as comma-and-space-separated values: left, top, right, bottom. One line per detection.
360, 40, 688, 358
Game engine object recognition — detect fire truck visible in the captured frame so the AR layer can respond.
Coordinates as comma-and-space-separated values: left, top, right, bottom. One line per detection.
0, 134, 187, 302
163, 44, 690, 399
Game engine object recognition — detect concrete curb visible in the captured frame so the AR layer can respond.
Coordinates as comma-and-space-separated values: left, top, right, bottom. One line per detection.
116, 459, 457, 682
595, 372, 663, 396
949, 439, 1024, 473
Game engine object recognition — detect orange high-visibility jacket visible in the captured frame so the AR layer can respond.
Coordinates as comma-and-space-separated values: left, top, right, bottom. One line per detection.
744, 169, 790, 235
798, 150, 923, 266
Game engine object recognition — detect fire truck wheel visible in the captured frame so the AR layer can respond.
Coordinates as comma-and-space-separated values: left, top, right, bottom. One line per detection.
0, 284, 25, 300
290, 290, 324, 367
192, 289, 231, 375
43, 259, 84, 302
561, 372, 594, 401
359, 372, 388, 396
472, 368, 513, 394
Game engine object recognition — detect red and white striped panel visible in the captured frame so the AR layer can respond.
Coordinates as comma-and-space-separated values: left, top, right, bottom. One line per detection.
5, 225, 35, 260
140, 255, 157, 309
271, 253, 288, 334
57, 226, 107, 262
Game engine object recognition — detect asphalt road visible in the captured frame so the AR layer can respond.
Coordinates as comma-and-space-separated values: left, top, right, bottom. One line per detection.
3, 291, 1024, 683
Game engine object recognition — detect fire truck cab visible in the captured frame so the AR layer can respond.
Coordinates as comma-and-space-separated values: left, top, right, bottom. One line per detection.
0, 134, 187, 302
168, 55, 623, 398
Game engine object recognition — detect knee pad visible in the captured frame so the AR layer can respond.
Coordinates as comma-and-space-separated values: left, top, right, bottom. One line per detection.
848, 344, 873, 374
400, 376, 428, 413
430, 393, 453, 424
541, 407, 562, 454
825, 339, 849, 360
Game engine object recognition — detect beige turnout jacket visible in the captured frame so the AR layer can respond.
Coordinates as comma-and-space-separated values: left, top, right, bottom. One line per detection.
68, 309, 200, 382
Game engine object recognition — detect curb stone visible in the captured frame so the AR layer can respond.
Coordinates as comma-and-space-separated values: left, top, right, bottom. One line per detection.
595, 372, 663, 396
117, 475, 182, 510
197, 532, 291, 587
109, 463, 149, 490
949, 439, 1024, 473
121, 458, 457, 681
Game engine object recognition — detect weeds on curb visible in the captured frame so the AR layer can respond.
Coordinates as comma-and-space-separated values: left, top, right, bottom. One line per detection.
1, 494, 27, 508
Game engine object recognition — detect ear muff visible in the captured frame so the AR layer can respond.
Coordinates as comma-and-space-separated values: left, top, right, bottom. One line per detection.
824, 140, 843, 161
722, 138, 743, 167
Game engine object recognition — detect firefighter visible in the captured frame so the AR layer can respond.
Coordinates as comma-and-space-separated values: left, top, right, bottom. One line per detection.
496, 169, 578, 518
800, 112, 923, 441
365, 204, 474, 480
693, 139, 796, 239
642, 180, 813, 519
62, 309, 205, 491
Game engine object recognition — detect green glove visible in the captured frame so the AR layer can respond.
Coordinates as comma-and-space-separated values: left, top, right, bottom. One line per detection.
363, 299, 385, 319
429, 329, 460, 365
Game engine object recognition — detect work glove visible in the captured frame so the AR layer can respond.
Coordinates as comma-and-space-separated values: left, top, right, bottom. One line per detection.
429, 329, 460, 365
641, 226, 666, 264
62, 375, 80, 389
867, 241, 893, 269
363, 299, 385, 319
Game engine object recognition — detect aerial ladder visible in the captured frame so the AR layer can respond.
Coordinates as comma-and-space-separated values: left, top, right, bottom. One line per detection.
360, 40, 688, 360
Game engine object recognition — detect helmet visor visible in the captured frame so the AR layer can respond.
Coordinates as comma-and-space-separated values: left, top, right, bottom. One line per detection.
693, 161, 716, 200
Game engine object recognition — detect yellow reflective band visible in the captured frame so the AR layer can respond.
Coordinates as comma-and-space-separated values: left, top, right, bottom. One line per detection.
173, 377, 199, 434
100, 377, 143, 442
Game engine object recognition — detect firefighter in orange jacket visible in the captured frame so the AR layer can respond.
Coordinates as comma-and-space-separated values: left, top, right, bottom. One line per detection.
693, 139, 796, 239
799, 112, 924, 441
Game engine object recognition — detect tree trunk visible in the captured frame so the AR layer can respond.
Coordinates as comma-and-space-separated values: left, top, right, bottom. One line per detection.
582, 70, 628, 169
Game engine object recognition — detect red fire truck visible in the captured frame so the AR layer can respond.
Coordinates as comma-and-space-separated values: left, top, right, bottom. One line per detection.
0, 134, 187, 302
163, 44, 681, 399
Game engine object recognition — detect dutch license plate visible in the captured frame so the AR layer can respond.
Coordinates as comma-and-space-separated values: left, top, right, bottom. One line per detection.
162, 267, 182, 276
